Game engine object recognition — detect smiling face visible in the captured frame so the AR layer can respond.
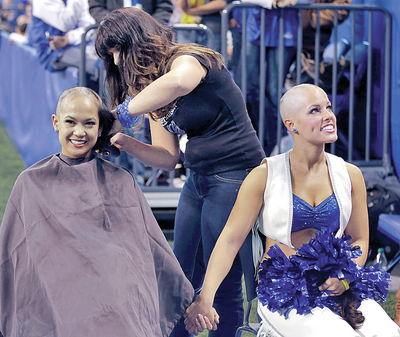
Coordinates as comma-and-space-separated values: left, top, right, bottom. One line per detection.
52, 95, 101, 159
282, 84, 337, 145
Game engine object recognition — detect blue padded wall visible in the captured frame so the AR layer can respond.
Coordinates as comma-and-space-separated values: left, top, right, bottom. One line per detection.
0, 31, 78, 167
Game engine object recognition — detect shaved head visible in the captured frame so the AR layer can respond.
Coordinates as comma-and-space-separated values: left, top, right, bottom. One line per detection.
280, 84, 326, 122
56, 87, 103, 117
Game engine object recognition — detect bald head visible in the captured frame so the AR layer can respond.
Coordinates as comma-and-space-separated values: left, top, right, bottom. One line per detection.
56, 87, 102, 117
280, 84, 327, 122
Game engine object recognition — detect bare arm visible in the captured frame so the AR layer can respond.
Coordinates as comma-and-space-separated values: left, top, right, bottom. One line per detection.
180, 0, 227, 16
125, 55, 207, 117
184, 165, 267, 333
110, 118, 180, 171
319, 162, 369, 296
110, 55, 207, 171
176, 0, 191, 12
306, 0, 351, 28
344, 162, 369, 267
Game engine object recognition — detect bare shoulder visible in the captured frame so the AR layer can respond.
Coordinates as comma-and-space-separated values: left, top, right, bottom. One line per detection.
345, 162, 366, 189
169, 54, 207, 85
241, 162, 268, 195
171, 54, 206, 71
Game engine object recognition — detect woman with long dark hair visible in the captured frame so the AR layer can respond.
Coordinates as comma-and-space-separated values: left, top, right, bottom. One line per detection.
95, 7, 265, 336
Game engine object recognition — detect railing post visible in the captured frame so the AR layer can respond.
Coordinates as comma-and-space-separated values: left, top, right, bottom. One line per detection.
79, 23, 99, 87
219, 2, 392, 171
172, 24, 215, 50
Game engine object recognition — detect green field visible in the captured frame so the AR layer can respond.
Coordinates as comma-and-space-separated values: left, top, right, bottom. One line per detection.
0, 119, 398, 335
0, 120, 26, 221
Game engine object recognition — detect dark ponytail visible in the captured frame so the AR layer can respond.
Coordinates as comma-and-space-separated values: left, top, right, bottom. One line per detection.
335, 291, 365, 329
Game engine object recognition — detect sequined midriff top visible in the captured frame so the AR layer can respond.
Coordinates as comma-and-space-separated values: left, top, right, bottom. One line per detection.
291, 194, 340, 233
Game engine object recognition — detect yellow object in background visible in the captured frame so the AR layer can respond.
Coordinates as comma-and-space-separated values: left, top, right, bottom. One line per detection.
180, 0, 204, 24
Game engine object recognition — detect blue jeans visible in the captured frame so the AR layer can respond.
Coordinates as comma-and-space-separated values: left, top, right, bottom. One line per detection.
170, 169, 253, 337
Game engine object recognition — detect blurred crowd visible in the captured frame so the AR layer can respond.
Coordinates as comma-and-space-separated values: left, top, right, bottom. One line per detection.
0, 0, 351, 184
0, 0, 31, 43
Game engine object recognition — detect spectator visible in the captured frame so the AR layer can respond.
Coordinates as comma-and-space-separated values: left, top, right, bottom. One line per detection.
175, 0, 229, 52
8, 14, 29, 43
0, 0, 29, 33
8, 2, 31, 44
171, 0, 202, 45
235, 0, 298, 155
236, 0, 350, 156
289, 0, 352, 95
0, 12, 12, 33
89, 0, 173, 25
28, 0, 99, 88
302, 0, 351, 59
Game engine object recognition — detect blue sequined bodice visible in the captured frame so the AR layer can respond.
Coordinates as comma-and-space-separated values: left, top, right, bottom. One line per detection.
292, 194, 340, 233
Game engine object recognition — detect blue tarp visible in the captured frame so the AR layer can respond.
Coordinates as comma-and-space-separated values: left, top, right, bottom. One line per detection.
0, 31, 77, 167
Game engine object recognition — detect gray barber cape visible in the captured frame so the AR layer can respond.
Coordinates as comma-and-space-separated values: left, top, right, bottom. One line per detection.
0, 153, 194, 337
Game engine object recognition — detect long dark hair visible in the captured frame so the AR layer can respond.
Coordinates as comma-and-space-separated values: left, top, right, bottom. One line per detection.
95, 7, 224, 118
336, 291, 365, 329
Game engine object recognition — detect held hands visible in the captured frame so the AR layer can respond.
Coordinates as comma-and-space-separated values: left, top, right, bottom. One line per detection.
184, 296, 220, 335
318, 276, 349, 296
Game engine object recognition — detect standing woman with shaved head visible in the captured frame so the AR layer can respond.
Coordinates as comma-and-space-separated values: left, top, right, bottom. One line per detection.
185, 84, 400, 336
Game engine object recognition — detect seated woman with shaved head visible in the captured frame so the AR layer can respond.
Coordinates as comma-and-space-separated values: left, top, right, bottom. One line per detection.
0, 87, 193, 337
184, 84, 400, 337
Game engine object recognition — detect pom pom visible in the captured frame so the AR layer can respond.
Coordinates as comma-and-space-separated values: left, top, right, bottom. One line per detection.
257, 229, 390, 317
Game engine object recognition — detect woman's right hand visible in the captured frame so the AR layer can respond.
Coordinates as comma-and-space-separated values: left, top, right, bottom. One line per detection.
319, 276, 348, 296
184, 296, 219, 335
109, 132, 129, 151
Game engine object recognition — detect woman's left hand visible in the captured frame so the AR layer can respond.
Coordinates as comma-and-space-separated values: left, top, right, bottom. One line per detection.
318, 277, 348, 296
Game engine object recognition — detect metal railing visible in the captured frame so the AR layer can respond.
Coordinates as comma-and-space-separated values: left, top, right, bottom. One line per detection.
79, 23, 99, 89
79, 23, 215, 88
172, 23, 216, 49
79, 3, 393, 195
79, 24, 184, 205
221, 2, 392, 172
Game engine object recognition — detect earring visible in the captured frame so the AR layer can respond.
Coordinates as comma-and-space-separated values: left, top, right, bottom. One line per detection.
54, 129, 59, 134
293, 128, 297, 133
98, 133, 102, 137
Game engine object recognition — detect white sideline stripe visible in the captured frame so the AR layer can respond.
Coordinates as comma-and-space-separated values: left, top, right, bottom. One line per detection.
144, 192, 180, 208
